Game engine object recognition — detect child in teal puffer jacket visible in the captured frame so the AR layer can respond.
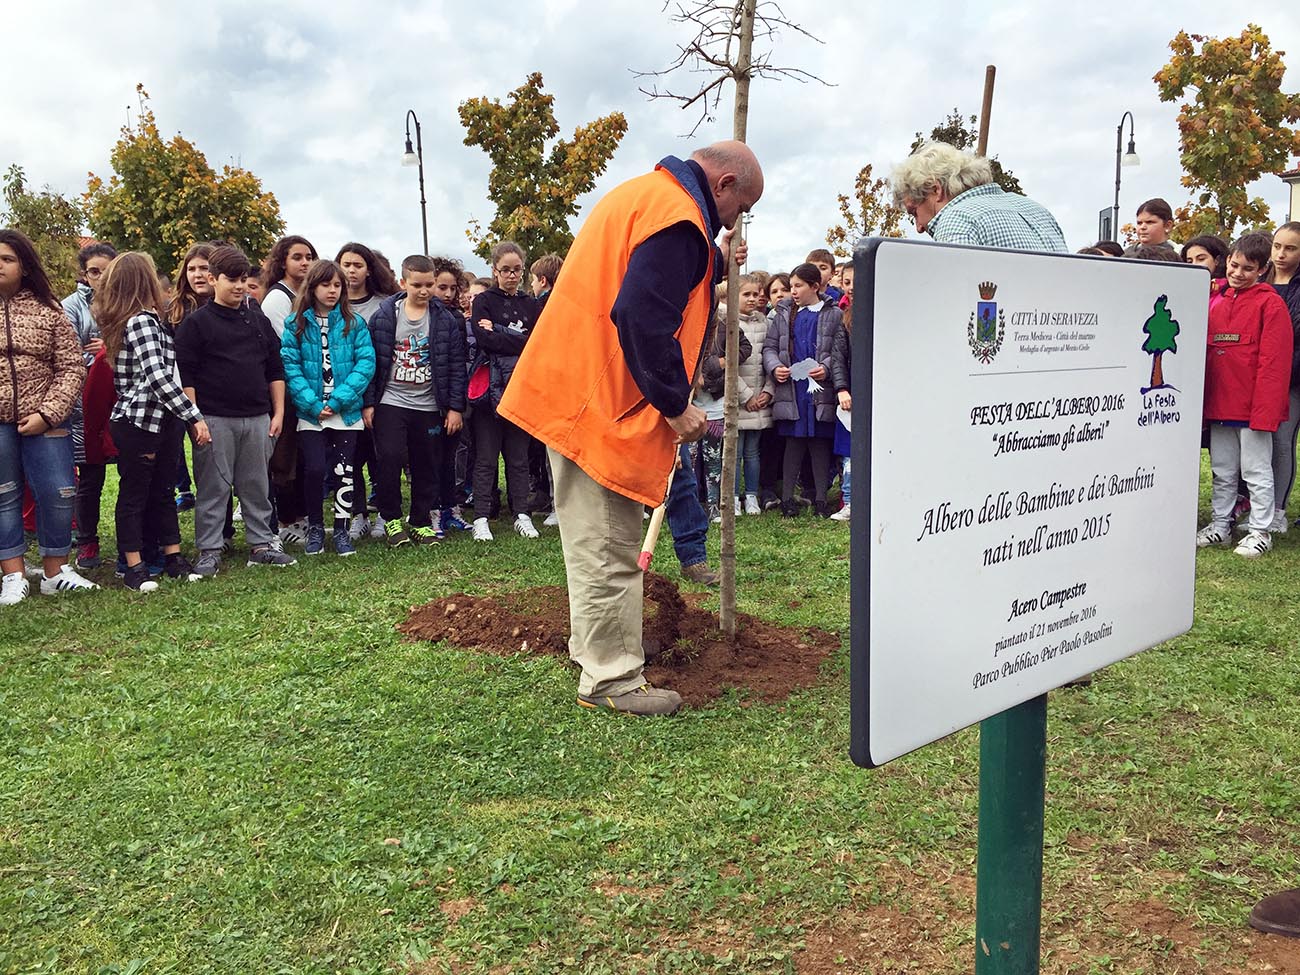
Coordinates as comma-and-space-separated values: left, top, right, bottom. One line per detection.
280, 260, 376, 556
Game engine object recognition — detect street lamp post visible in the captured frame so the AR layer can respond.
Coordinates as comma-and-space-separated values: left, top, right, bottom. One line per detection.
1111, 111, 1140, 243
402, 109, 429, 255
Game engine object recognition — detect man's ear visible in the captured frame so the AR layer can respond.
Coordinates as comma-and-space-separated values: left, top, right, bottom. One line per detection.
207, 271, 218, 285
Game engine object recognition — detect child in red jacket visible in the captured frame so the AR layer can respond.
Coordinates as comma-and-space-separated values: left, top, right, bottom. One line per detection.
1197, 232, 1294, 557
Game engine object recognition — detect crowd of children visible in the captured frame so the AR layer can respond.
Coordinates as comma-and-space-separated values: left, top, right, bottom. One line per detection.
1080, 198, 1300, 559
4, 198, 1296, 606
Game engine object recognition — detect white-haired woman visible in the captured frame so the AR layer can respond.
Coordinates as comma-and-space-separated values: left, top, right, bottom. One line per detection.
891, 142, 1067, 252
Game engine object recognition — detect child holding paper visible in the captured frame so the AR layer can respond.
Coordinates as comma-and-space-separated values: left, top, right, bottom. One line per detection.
763, 262, 842, 518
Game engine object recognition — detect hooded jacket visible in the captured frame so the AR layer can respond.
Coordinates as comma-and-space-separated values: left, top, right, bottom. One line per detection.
280, 306, 376, 426
365, 294, 467, 414
1, 289, 84, 427
1204, 281, 1293, 430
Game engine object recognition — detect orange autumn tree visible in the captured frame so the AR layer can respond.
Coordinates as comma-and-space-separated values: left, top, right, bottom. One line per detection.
825, 163, 904, 258
459, 73, 627, 262
1154, 25, 1300, 240
85, 85, 284, 276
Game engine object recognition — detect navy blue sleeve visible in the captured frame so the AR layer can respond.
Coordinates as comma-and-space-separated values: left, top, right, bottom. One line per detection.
611, 221, 711, 419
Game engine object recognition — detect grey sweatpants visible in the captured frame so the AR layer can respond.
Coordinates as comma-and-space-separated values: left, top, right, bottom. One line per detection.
1210, 424, 1274, 533
193, 414, 276, 551
1271, 389, 1300, 512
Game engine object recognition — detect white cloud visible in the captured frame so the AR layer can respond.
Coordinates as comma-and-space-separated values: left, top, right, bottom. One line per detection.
4, 1, 1300, 278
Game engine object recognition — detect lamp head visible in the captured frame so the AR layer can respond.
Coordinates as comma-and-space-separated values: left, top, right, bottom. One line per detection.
402, 137, 418, 167
1122, 136, 1139, 168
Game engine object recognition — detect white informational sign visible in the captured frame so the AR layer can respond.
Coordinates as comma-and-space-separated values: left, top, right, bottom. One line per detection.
849, 239, 1209, 767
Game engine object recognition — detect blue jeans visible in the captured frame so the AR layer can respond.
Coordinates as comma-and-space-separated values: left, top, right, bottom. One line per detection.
666, 444, 708, 568
0, 423, 75, 560
841, 456, 851, 505
734, 428, 762, 497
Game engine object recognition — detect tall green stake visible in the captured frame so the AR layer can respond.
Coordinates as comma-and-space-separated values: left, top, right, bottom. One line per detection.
975, 693, 1047, 974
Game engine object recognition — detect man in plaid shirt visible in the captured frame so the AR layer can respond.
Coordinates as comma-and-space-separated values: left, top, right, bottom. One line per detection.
892, 141, 1067, 253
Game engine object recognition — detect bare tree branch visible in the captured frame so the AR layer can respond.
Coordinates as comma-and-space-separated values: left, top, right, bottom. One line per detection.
633, 0, 830, 136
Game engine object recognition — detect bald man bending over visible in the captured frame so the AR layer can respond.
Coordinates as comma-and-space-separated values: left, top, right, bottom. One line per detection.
499, 141, 763, 715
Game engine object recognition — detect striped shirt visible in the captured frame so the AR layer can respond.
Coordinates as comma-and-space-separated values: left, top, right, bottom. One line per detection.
927, 183, 1068, 253
110, 312, 203, 432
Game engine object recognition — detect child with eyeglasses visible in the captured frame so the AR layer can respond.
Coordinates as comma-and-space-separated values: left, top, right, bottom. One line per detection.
469, 241, 541, 541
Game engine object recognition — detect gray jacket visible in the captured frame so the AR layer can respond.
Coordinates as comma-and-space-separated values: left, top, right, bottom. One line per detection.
762, 297, 843, 424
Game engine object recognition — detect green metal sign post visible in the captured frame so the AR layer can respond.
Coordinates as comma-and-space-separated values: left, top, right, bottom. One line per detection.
975, 694, 1048, 974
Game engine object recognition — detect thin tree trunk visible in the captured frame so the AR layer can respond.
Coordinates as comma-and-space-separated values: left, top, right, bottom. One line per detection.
720, 0, 756, 639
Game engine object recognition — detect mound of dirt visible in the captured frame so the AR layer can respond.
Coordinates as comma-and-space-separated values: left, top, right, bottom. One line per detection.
397, 572, 840, 706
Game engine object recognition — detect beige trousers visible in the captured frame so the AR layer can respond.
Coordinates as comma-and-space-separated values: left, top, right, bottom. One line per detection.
548, 448, 647, 697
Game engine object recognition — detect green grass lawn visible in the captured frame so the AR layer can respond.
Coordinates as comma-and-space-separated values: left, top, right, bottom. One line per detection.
1, 459, 1297, 975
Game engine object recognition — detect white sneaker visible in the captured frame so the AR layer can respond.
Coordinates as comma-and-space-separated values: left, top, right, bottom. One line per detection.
733, 496, 742, 517
514, 513, 539, 538
232, 502, 243, 523
1269, 509, 1289, 534
278, 519, 308, 546
1196, 524, 1230, 548
369, 517, 387, 540
472, 517, 494, 542
744, 494, 761, 516
23, 561, 43, 580
830, 503, 852, 522
39, 564, 100, 595
0, 571, 29, 606
543, 510, 560, 527
349, 514, 370, 541
1234, 529, 1272, 558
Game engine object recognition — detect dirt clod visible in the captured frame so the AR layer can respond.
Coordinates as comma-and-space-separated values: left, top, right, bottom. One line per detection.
397, 572, 839, 706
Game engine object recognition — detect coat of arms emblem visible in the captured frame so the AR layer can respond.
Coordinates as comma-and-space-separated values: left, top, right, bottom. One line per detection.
968, 281, 1005, 364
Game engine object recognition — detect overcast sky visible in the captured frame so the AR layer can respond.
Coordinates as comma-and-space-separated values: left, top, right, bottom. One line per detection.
5, 3, 1299, 275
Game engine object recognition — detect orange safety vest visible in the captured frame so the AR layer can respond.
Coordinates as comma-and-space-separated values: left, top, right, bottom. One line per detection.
497, 162, 715, 508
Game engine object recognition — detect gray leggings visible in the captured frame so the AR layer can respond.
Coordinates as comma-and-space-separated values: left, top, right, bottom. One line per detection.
1273, 388, 1300, 511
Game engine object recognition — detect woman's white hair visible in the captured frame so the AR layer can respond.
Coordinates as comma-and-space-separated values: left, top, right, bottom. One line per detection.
891, 141, 994, 206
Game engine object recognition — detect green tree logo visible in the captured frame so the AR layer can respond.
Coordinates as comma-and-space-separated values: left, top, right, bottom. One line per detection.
1141, 294, 1180, 393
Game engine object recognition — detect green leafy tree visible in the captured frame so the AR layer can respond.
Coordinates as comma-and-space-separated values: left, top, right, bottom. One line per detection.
826, 163, 904, 257
459, 73, 627, 262
910, 109, 1024, 194
84, 84, 284, 276
1141, 294, 1180, 391
1155, 24, 1300, 239
2, 165, 84, 296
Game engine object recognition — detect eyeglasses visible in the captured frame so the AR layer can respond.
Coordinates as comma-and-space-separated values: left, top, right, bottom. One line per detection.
496, 266, 524, 276
85, 268, 105, 278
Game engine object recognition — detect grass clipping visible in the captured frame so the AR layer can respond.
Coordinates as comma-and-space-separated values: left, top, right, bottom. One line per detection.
397, 572, 840, 706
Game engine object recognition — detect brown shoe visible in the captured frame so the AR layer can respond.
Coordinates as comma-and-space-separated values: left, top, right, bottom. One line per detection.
680, 562, 719, 587
1250, 889, 1300, 937
578, 684, 683, 716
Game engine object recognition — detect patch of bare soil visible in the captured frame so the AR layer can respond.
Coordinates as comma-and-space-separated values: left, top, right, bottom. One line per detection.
397, 573, 840, 706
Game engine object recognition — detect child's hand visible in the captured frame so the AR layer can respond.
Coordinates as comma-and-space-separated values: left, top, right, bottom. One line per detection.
83, 338, 104, 355
744, 394, 762, 411
362, 406, 374, 429
318, 406, 334, 422
269, 413, 283, 438
774, 366, 790, 382
808, 364, 827, 380
446, 410, 463, 435
478, 319, 494, 331
838, 391, 852, 411
192, 420, 211, 446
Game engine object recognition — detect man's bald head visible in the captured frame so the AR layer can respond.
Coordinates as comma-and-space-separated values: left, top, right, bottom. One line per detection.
691, 140, 764, 229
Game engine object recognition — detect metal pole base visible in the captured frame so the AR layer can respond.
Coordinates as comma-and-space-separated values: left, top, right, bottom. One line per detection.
975, 693, 1047, 974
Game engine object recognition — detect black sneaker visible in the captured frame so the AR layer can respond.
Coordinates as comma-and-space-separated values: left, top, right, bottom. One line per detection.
163, 553, 202, 582
122, 563, 159, 593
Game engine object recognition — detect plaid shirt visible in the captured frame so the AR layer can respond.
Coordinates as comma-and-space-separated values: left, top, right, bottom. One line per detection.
110, 312, 203, 432
927, 183, 1068, 253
